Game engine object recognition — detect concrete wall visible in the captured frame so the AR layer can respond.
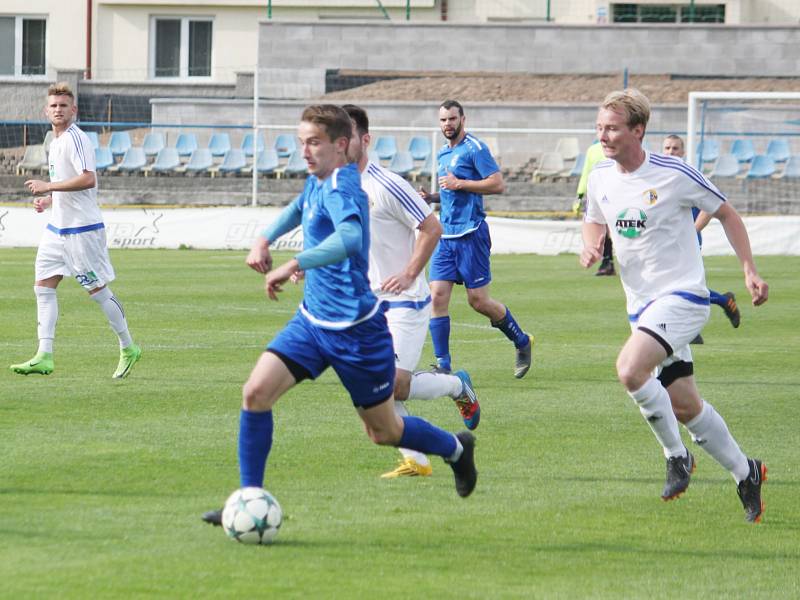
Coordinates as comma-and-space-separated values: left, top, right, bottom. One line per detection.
258, 21, 800, 98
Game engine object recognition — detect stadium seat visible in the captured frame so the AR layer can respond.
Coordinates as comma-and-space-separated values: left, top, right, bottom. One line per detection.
273, 133, 297, 158
179, 148, 213, 174
388, 151, 414, 176
113, 147, 147, 173
708, 153, 740, 178
16, 144, 48, 175
242, 148, 280, 175
43, 130, 54, 154
175, 133, 198, 157
94, 147, 114, 172
367, 149, 381, 164
554, 137, 581, 161
85, 131, 100, 150
743, 154, 776, 179
730, 139, 755, 163
696, 138, 720, 166
208, 133, 232, 157
241, 133, 266, 158
144, 147, 181, 175
374, 136, 398, 161
532, 152, 565, 181
108, 131, 132, 157
276, 150, 307, 178
566, 152, 586, 178
778, 154, 800, 178
408, 136, 432, 161
142, 132, 165, 157
766, 139, 791, 163
211, 148, 247, 176
410, 153, 434, 181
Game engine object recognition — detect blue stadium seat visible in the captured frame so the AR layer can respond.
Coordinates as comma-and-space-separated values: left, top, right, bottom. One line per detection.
780, 154, 800, 178
214, 148, 246, 175
145, 147, 181, 175
273, 134, 297, 158
696, 138, 720, 166
388, 151, 414, 176
708, 153, 740, 178
241, 133, 266, 158
277, 150, 307, 178
142, 132, 165, 157
115, 147, 147, 173
766, 139, 791, 163
408, 136, 432, 161
108, 131, 132, 157
182, 148, 213, 174
85, 131, 100, 150
175, 133, 198, 157
567, 152, 586, 177
745, 155, 775, 179
208, 133, 231, 157
730, 139, 755, 163
253, 148, 279, 174
374, 136, 397, 161
410, 153, 434, 181
94, 147, 114, 171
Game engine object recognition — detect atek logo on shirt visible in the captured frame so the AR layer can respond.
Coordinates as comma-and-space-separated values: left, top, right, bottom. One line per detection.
616, 208, 647, 239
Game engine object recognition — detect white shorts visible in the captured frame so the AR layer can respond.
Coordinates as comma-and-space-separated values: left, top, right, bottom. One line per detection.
35, 227, 116, 291
385, 303, 431, 372
630, 293, 710, 369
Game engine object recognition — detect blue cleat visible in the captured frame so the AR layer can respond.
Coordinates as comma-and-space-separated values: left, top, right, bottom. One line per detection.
453, 370, 480, 430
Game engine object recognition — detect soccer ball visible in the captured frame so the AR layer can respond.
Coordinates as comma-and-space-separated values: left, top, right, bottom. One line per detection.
222, 487, 282, 545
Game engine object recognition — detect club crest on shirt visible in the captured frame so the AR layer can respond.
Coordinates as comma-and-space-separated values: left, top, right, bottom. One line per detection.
449, 156, 459, 168
615, 208, 647, 239
644, 188, 658, 205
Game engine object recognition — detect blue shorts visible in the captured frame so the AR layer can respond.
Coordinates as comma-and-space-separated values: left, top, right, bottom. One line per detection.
429, 220, 492, 289
267, 308, 396, 408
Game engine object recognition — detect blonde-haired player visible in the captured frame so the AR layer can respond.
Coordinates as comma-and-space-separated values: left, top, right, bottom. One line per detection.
11, 83, 141, 378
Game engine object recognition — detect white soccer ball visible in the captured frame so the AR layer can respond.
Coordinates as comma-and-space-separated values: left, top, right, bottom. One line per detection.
222, 487, 282, 545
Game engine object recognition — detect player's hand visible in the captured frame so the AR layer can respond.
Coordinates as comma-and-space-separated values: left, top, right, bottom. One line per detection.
265, 259, 300, 301
246, 237, 273, 274
33, 195, 52, 213
25, 179, 50, 196
579, 246, 603, 269
290, 270, 305, 284
381, 272, 414, 295
438, 171, 460, 191
745, 272, 769, 306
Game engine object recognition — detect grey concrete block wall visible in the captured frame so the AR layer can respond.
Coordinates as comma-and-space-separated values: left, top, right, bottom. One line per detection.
258, 21, 800, 99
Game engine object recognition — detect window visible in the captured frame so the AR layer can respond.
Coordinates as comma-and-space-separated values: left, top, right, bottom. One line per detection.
0, 16, 47, 76
151, 17, 212, 79
612, 4, 724, 23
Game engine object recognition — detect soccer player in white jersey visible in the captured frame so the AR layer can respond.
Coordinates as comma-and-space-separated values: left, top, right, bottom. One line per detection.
581, 89, 769, 523
10, 83, 141, 379
343, 105, 481, 479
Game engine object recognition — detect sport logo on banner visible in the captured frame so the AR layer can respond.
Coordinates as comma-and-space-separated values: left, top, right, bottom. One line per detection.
106, 209, 163, 248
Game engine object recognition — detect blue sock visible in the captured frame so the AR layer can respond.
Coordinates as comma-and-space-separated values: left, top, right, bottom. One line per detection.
399, 416, 457, 459
238, 409, 273, 488
429, 316, 451, 370
491, 307, 529, 349
709, 290, 726, 307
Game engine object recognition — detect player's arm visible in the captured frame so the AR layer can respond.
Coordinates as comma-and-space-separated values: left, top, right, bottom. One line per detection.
248, 197, 303, 274
694, 210, 713, 232
713, 202, 768, 306
25, 170, 95, 196
418, 187, 440, 204
381, 213, 442, 294
580, 221, 606, 269
439, 171, 505, 195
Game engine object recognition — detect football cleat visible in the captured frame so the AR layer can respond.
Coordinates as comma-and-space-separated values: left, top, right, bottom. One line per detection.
662, 451, 695, 501
449, 431, 477, 498
381, 457, 433, 479
10, 352, 54, 376
514, 335, 533, 379
201, 508, 223, 526
595, 261, 616, 276
113, 344, 141, 379
453, 370, 480, 430
737, 458, 767, 523
723, 292, 741, 329
690, 333, 705, 345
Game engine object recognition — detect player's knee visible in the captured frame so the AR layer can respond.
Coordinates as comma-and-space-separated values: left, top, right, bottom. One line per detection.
616, 359, 646, 392
366, 427, 400, 446
467, 294, 489, 314
393, 374, 411, 401
242, 379, 273, 411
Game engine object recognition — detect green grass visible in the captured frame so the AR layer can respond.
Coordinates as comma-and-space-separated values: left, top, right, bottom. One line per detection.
1, 248, 798, 598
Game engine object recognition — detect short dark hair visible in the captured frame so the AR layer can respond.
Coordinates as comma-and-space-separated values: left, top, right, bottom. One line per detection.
300, 104, 353, 143
342, 104, 369, 136
440, 99, 464, 116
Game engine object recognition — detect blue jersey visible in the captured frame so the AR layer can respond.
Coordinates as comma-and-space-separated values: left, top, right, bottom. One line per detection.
437, 133, 500, 238
297, 163, 377, 329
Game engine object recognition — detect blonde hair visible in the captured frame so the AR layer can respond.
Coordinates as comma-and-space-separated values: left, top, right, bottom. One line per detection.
47, 82, 75, 100
601, 88, 650, 130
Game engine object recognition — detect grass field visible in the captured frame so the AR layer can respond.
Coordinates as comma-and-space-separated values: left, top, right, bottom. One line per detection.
1, 248, 798, 598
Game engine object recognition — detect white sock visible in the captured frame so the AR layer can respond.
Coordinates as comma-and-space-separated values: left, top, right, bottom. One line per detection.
628, 377, 686, 459
408, 371, 463, 400
447, 434, 464, 463
393, 401, 430, 466
684, 400, 749, 482
34, 285, 58, 354
91, 287, 133, 349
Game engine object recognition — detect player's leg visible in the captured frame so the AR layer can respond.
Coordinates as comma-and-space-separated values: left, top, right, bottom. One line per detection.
709, 289, 741, 328
596, 233, 615, 276
382, 392, 433, 479
87, 285, 140, 378
429, 238, 456, 372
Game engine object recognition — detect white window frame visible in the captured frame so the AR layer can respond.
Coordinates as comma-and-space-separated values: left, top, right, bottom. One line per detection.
0, 14, 48, 79
149, 16, 213, 81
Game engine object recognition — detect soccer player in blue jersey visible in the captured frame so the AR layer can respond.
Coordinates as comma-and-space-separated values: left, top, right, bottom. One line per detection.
661, 134, 741, 345
419, 100, 533, 379
202, 105, 477, 526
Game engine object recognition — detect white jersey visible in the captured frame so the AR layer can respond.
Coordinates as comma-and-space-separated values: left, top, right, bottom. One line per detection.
585, 151, 725, 316
361, 161, 432, 304
48, 123, 102, 231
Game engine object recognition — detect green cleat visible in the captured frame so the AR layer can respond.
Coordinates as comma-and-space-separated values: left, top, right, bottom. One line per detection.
113, 344, 141, 379
10, 352, 54, 375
